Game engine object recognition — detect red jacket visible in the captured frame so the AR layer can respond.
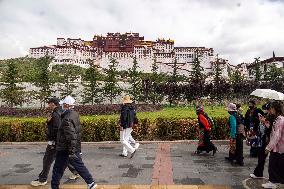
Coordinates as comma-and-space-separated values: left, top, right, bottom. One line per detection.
198, 113, 211, 131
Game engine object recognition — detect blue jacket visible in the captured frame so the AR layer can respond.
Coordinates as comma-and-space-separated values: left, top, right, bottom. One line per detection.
229, 113, 237, 139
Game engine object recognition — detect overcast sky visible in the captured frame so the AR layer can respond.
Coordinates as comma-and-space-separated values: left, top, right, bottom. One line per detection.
0, 0, 283, 65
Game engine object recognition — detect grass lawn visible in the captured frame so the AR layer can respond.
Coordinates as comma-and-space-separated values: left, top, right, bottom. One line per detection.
62, 105, 231, 121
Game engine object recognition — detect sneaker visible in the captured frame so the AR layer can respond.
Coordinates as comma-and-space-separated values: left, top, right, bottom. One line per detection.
130, 150, 137, 159
262, 182, 278, 188
225, 157, 233, 162
195, 150, 202, 154
30, 179, 47, 186
88, 182, 97, 189
236, 162, 244, 166
134, 143, 140, 150
250, 173, 264, 179
69, 173, 80, 180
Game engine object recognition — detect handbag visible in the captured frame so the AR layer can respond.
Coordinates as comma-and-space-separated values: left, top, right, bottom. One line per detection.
238, 123, 245, 136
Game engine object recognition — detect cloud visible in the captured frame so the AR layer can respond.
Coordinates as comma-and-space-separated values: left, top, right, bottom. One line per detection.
0, 0, 283, 65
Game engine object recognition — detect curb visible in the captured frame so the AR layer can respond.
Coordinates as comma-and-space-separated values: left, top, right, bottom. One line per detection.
0, 140, 230, 145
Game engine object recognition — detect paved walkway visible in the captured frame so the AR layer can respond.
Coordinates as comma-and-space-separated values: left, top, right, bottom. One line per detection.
0, 185, 231, 189
0, 141, 273, 189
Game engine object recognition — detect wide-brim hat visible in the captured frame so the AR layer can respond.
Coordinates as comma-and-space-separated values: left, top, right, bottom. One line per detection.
62, 95, 75, 106
227, 103, 237, 111
122, 95, 133, 104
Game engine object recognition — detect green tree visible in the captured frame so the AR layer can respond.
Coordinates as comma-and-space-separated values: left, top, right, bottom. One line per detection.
191, 55, 204, 81
167, 58, 180, 105
213, 58, 222, 84
229, 69, 244, 85
254, 57, 262, 82
52, 64, 83, 98
82, 60, 103, 104
16, 57, 38, 82
147, 57, 164, 104
0, 59, 25, 107
187, 54, 206, 101
266, 64, 283, 82
103, 58, 121, 104
212, 57, 224, 101
170, 58, 179, 83
32, 56, 55, 107
128, 57, 142, 102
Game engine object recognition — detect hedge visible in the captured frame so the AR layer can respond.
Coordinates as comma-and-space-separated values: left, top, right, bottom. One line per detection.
0, 117, 229, 142
0, 104, 162, 117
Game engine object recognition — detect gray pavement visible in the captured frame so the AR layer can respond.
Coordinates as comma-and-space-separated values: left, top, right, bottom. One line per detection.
0, 142, 271, 188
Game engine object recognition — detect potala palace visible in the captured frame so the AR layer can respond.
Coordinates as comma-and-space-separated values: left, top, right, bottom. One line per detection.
29, 32, 231, 79
29, 32, 284, 80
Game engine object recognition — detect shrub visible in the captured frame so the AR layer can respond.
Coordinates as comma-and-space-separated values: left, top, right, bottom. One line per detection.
0, 116, 230, 142
0, 104, 162, 117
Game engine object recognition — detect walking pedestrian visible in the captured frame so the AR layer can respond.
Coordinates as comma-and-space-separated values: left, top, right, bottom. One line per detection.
261, 101, 284, 189
234, 104, 245, 166
30, 97, 79, 187
119, 95, 139, 158
250, 102, 273, 179
225, 103, 238, 162
195, 105, 217, 155
244, 100, 264, 157
51, 96, 96, 189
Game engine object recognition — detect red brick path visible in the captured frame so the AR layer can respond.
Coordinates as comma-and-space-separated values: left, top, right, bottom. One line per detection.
151, 143, 174, 185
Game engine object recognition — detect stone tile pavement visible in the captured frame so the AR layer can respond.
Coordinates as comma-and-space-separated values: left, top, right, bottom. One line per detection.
0, 141, 279, 189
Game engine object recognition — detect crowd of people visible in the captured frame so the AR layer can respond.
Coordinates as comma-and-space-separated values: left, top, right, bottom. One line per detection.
31, 96, 97, 189
29, 94, 284, 189
196, 100, 284, 188
30, 95, 140, 189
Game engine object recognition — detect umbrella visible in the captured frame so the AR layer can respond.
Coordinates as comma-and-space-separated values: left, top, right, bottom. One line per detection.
250, 89, 284, 100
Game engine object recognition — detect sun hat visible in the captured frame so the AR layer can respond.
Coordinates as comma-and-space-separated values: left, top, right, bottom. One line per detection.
227, 103, 237, 112
122, 95, 133, 104
62, 95, 75, 106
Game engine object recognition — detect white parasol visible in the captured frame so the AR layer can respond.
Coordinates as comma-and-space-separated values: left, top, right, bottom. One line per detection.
250, 89, 284, 100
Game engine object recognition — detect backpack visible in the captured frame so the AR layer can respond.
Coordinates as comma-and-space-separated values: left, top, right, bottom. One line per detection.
204, 113, 214, 129
234, 113, 245, 136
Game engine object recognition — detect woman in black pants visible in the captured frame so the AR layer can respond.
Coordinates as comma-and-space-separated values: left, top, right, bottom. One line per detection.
250, 102, 273, 179
261, 101, 284, 189
250, 103, 275, 179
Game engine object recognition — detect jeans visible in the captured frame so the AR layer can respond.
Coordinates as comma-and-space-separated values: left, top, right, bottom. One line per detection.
51, 151, 94, 189
38, 144, 77, 182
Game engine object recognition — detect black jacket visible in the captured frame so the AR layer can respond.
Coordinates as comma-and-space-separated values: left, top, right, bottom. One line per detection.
47, 107, 62, 141
263, 113, 274, 141
244, 107, 264, 132
56, 109, 81, 154
119, 104, 138, 129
